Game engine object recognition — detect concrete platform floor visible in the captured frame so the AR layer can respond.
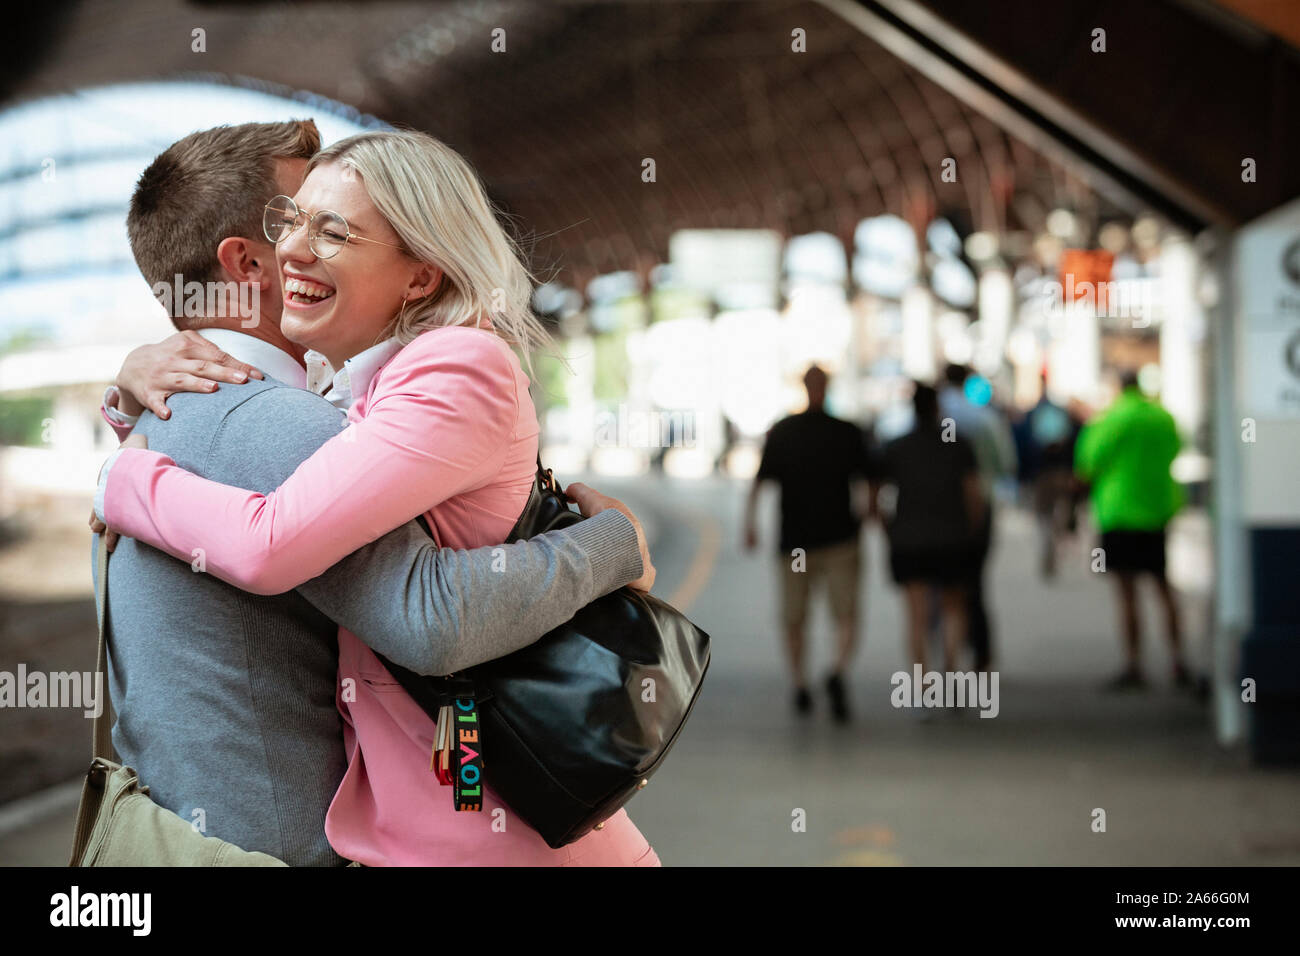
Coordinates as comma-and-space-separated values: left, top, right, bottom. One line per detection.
3, 474, 1297, 866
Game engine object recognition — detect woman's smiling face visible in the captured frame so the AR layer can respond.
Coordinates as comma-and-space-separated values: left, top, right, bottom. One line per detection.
276, 161, 433, 367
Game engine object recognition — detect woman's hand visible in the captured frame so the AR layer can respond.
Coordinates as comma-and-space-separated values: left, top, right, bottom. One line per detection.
89, 434, 149, 552
116, 330, 263, 420
565, 482, 656, 593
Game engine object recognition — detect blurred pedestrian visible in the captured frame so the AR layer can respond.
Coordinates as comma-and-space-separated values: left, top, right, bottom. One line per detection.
1019, 373, 1083, 579
939, 364, 1016, 670
1075, 369, 1187, 689
875, 383, 984, 681
744, 365, 873, 721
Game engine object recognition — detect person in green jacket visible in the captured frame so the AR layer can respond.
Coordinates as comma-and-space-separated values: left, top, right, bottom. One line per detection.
1074, 369, 1187, 690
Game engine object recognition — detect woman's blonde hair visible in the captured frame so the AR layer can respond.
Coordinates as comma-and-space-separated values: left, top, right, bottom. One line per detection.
306, 129, 550, 370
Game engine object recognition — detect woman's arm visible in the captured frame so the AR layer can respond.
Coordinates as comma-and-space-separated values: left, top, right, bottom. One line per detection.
98, 327, 528, 595
102, 388, 140, 442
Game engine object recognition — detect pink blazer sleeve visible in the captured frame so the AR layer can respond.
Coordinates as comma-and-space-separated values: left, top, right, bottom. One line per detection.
100, 328, 523, 595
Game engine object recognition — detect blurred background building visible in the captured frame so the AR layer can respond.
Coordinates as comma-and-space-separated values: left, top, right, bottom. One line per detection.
1, 0, 1298, 865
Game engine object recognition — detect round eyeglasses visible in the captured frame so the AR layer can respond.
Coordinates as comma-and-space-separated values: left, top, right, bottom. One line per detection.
262, 194, 405, 259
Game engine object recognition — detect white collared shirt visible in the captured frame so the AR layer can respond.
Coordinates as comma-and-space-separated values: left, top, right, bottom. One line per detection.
305, 338, 403, 410
103, 329, 309, 429
198, 328, 308, 389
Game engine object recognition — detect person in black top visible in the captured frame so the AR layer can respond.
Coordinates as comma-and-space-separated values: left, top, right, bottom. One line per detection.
874, 383, 985, 678
1013, 372, 1083, 579
744, 365, 873, 721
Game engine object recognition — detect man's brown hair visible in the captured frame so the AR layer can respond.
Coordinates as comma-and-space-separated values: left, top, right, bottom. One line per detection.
126, 119, 320, 322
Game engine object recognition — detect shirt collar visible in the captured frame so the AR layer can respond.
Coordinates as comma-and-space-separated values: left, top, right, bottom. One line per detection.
305, 338, 403, 410
195, 329, 307, 389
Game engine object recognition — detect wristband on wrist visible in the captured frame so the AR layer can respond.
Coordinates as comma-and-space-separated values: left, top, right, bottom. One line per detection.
101, 386, 139, 428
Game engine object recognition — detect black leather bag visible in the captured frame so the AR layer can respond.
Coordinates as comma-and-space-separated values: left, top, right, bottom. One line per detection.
378, 463, 711, 849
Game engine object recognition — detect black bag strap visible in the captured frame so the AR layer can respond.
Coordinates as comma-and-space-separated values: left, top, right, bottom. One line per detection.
373, 454, 555, 705
505, 455, 554, 544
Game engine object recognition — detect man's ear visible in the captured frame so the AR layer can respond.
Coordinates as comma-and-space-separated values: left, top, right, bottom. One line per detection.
216, 236, 276, 289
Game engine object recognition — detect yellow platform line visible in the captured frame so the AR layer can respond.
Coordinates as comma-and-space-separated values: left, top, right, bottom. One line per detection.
666, 512, 722, 613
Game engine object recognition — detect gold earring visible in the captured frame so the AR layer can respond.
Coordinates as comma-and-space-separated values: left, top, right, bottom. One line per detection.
397, 297, 408, 324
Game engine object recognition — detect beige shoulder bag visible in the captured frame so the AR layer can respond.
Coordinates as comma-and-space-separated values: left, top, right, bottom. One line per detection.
69, 535, 287, 866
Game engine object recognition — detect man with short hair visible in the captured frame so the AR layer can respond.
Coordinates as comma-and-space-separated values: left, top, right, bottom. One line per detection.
92, 120, 652, 865
744, 365, 873, 722
1075, 369, 1186, 689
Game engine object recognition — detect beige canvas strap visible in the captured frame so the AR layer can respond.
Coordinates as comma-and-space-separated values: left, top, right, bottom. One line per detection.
92, 534, 115, 761
71, 534, 116, 864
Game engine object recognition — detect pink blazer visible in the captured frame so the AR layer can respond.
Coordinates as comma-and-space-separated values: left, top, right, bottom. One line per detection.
100, 325, 657, 866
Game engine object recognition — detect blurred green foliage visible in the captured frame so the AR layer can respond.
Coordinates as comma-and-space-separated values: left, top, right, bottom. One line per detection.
0, 395, 54, 446
593, 328, 628, 402
0, 327, 54, 355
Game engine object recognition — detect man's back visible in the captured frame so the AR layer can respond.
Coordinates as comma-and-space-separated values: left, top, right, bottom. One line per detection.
939, 386, 1017, 493
1075, 389, 1183, 532
97, 376, 349, 865
1026, 398, 1078, 472
756, 409, 870, 552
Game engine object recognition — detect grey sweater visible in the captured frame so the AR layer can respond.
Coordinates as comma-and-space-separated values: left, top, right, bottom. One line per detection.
92, 375, 640, 865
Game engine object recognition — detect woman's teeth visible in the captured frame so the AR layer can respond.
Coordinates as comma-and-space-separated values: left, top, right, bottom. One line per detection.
285, 278, 335, 303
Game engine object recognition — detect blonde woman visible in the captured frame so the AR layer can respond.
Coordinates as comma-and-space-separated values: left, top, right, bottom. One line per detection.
95, 129, 661, 866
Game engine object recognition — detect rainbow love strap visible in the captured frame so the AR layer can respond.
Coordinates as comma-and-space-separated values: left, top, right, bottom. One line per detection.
451, 695, 484, 812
